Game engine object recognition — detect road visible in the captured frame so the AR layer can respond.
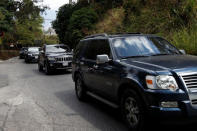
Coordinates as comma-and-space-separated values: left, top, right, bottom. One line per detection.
0, 57, 197, 131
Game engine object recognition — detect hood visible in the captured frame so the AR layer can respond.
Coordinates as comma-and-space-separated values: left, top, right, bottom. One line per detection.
123, 55, 197, 72
46, 52, 72, 57
29, 52, 39, 55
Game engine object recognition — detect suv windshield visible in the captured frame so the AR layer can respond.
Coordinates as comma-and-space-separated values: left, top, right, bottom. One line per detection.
28, 48, 39, 53
46, 45, 69, 53
112, 36, 180, 58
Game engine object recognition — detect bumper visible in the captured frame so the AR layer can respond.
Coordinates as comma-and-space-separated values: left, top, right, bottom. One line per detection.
26, 56, 38, 62
145, 89, 197, 121
48, 61, 72, 70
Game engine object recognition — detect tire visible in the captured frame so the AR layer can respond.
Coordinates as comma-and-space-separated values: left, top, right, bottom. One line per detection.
25, 58, 28, 63
38, 63, 43, 72
120, 89, 145, 131
75, 74, 87, 101
45, 62, 51, 75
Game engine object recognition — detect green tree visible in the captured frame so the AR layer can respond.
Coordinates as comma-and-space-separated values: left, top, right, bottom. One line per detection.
52, 4, 75, 47
0, 0, 15, 32
52, 4, 98, 48
69, 7, 98, 47
1, 0, 46, 46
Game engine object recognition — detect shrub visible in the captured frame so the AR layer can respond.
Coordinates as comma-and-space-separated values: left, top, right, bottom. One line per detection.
171, 25, 197, 55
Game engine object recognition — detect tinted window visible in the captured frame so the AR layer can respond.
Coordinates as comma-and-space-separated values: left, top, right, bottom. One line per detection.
84, 39, 110, 60
73, 41, 85, 60
112, 36, 180, 58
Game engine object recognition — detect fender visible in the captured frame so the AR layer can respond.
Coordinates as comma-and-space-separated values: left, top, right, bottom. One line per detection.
117, 76, 149, 107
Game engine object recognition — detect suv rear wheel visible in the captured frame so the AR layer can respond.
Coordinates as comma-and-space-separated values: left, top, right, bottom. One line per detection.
121, 89, 145, 131
75, 74, 87, 101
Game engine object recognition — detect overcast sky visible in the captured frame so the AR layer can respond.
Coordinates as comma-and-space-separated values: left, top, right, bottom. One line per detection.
41, 0, 72, 30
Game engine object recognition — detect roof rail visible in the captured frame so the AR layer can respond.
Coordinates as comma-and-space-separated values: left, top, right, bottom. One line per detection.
112, 32, 142, 35
84, 33, 108, 39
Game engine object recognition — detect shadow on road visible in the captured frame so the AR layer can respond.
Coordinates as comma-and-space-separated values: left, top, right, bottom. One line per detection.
32, 68, 72, 76
55, 90, 197, 131
55, 89, 127, 130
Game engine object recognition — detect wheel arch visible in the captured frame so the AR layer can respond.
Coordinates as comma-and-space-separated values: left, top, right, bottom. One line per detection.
117, 78, 148, 108
73, 71, 84, 82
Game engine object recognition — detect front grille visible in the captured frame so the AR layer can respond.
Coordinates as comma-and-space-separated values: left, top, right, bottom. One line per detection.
182, 74, 197, 89
192, 99, 197, 105
55, 57, 72, 62
182, 73, 197, 105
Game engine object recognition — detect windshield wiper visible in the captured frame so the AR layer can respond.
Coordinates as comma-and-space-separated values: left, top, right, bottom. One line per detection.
150, 53, 171, 56
121, 55, 150, 59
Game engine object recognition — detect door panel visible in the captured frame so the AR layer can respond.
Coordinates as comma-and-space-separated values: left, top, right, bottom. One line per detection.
92, 62, 121, 100
80, 59, 96, 89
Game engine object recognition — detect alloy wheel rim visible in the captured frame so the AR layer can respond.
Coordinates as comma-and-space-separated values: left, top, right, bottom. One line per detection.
124, 97, 140, 127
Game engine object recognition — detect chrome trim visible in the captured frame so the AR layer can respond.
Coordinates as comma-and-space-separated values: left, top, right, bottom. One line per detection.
55, 57, 72, 62
180, 73, 197, 105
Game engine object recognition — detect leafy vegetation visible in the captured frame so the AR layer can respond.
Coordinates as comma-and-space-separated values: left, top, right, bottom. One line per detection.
52, 2, 98, 48
0, 0, 47, 47
0, 0, 15, 32
44, 35, 59, 45
172, 26, 197, 55
53, 0, 197, 54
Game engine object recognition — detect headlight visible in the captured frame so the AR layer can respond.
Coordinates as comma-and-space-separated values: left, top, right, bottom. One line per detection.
146, 75, 178, 91
48, 57, 55, 61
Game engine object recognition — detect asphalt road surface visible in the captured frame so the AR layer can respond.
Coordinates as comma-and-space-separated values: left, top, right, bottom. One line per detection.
0, 57, 197, 131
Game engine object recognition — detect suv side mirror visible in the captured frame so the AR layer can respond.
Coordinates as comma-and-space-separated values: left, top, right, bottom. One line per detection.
96, 55, 110, 64
179, 49, 186, 55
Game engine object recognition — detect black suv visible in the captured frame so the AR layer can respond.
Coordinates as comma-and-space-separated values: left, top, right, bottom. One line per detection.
38, 44, 72, 74
25, 47, 40, 63
72, 33, 197, 130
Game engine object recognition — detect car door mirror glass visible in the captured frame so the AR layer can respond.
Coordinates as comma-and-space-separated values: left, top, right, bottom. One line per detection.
96, 55, 110, 64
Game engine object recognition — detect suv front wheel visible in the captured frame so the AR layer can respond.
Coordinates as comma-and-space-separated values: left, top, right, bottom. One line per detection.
75, 74, 87, 101
38, 62, 43, 72
121, 89, 145, 131
45, 62, 52, 75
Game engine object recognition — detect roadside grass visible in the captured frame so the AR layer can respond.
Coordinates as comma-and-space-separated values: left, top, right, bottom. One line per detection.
0, 50, 19, 60
91, 7, 125, 34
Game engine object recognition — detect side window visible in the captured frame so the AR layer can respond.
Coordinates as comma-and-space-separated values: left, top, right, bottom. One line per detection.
84, 39, 111, 60
83, 40, 94, 60
73, 41, 84, 60
95, 39, 111, 58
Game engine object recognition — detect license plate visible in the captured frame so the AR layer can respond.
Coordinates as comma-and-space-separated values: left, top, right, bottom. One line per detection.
63, 62, 68, 66
35, 56, 38, 59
